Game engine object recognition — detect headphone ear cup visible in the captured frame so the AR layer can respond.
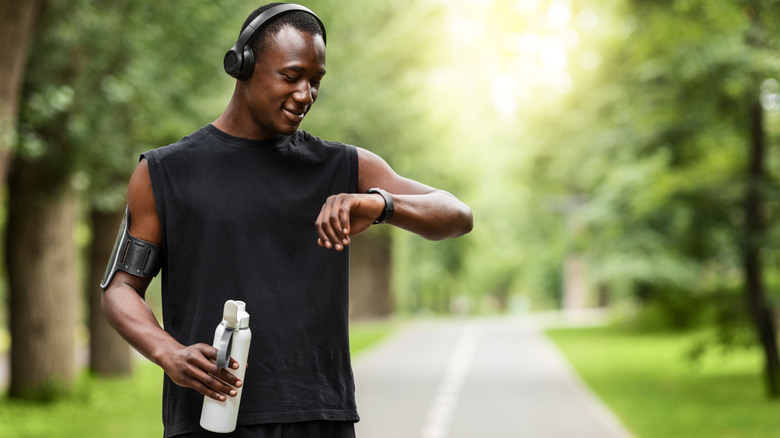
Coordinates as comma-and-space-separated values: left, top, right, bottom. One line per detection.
235, 45, 255, 81
223, 48, 241, 79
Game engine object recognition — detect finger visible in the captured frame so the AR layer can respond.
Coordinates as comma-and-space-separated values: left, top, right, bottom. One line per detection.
213, 358, 242, 387
326, 197, 351, 251
189, 378, 228, 401
179, 361, 235, 400
321, 198, 344, 250
315, 197, 336, 249
213, 368, 242, 390
203, 366, 239, 397
194, 346, 240, 392
339, 201, 351, 244
201, 376, 237, 399
200, 344, 219, 361
198, 345, 228, 370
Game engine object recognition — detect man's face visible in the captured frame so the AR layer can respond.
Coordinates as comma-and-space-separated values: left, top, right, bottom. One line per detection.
242, 26, 326, 139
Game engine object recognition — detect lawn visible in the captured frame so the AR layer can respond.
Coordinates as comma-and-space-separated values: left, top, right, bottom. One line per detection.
0, 319, 397, 438
546, 325, 780, 438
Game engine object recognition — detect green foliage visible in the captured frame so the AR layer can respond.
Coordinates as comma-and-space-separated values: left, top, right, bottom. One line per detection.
15, 0, 487, 314
15, 0, 780, 329
14, 0, 544, 317
301, 0, 493, 313
18, 0, 248, 210
518, 0, 780, 334
548, 325, 780, 438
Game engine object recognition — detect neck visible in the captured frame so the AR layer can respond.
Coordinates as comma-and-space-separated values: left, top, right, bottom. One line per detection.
212, 87, 274, 140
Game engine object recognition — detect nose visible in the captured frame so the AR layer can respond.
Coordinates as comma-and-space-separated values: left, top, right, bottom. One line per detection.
292, 82, 316, 105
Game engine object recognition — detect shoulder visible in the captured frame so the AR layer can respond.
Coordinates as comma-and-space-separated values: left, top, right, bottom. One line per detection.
295, 130, 351, 150
141, 126, 210, 163
356, 147, 392, 174
294, 130, 357, 159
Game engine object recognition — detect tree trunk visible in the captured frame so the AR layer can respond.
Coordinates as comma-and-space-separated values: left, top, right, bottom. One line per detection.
6, 159, 78, 399
349, 228, 393, 320
744, 94, 780, 398
88, 208, 132, 376
0, 0, 44, 184
563, 254, 588, 310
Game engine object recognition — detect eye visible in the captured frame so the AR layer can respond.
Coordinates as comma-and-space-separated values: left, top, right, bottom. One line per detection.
282, 74, 298, 83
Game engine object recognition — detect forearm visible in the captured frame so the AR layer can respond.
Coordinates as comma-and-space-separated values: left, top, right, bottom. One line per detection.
388, 190, 473, 240
101, 284, 181, 367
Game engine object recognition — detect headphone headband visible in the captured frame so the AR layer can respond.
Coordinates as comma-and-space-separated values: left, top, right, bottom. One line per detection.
224, 4, 326, 81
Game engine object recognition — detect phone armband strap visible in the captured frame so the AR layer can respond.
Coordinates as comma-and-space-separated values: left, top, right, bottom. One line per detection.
100, 205, 162, 290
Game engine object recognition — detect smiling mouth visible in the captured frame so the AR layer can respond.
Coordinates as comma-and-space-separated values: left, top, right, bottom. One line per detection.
283, 107, 306, 122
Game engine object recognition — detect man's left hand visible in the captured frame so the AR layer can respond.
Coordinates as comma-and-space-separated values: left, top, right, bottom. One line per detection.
315, 192, 385, 251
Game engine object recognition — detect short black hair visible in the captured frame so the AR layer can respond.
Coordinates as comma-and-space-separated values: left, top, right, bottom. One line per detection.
240, 3, 326, 58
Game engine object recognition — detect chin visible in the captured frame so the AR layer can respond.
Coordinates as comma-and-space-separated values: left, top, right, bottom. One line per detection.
278, 123, 301, 135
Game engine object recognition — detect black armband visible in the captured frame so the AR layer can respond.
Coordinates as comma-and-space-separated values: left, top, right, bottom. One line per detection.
100, 205, 162, 290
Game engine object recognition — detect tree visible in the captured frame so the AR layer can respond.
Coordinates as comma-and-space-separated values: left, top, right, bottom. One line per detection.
7, 0, 82, 398
77, 0, 248, 377
6, 161, 78, 399
520, 0, 780, 395
81, 0, 254, 373
742, 1, 780, 395
0, 0, 44, 184
11, 0, 283, 382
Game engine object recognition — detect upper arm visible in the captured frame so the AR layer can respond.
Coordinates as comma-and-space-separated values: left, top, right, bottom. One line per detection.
127, 158, 162, 245
356, 147, 436, 195
102, 159, 161, 297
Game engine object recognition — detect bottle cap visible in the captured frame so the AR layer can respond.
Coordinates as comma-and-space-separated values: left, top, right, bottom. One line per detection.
222, 300, 239, 329
235, 300, 250, 329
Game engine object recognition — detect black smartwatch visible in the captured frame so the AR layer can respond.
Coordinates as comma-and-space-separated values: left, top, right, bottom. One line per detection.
367, 188, 394, 224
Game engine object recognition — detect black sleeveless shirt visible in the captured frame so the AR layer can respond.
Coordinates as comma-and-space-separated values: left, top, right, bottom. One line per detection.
143, 124, 359, 437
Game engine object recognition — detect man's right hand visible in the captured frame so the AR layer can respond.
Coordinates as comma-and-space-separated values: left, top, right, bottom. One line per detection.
103, 277, 244, 402
159, 343, 242, 401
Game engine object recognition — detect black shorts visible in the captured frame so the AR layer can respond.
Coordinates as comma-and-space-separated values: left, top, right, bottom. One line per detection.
174, 420, 356, 438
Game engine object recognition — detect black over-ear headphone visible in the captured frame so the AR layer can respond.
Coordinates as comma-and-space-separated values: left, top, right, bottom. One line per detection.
223, 3, 326, 81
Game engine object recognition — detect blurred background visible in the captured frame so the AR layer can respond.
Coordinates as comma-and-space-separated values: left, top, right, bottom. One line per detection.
2, 0, 780, 436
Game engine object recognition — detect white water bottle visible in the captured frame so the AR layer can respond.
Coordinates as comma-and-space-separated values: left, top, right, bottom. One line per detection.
200, 300, 252, 433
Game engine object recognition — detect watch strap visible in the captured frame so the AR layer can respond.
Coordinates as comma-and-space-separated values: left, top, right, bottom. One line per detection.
367, 188, 394, 224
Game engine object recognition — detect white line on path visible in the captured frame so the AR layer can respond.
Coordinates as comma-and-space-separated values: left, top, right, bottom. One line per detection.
420, 325, 480, 438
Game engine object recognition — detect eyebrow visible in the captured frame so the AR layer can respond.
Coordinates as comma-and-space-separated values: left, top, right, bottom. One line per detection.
284, 66, 327, 75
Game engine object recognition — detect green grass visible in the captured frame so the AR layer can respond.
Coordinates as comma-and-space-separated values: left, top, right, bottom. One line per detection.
0, 319, 397, 438
349, 318, 398, 354
546, 325, 780, 438
0, 363, 165, 438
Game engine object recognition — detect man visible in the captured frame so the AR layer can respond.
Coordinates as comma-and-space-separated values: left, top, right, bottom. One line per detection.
101, 3, 473, 437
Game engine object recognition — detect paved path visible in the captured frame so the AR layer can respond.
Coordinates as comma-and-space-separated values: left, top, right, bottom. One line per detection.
353, 315, 635, 438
